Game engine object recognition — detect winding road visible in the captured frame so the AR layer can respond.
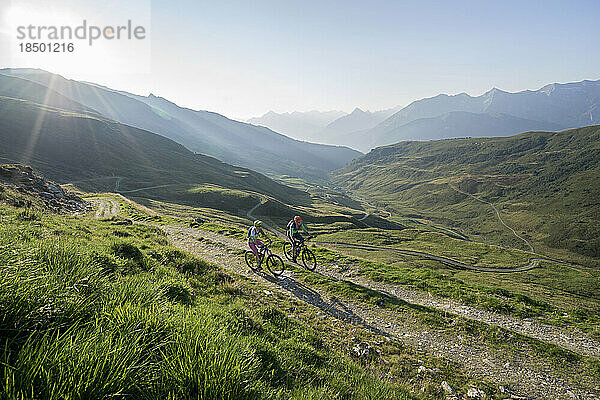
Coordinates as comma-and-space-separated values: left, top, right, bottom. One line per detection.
449, 184, 535, 253
315, 241, 542, 273
245, 196, 587, 273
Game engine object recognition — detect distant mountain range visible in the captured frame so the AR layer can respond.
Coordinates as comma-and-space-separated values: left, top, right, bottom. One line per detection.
356, 81, 600, 152
247, 110, 346, 142
0, 69, 361, 179
248, 106, 401, 145
317, 107, 401, 144
340, 111, 564, 151
252, 79, 600, 152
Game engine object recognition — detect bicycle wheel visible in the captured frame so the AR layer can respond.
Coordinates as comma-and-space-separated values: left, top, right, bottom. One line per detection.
283, 242, 294, 261
245, 251, 260, 271
266, 254, 285, 277
301, 248, 317, 271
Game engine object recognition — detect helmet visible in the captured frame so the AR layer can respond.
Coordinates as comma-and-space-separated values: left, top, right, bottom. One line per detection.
254, 220, 262, 227
294, 216, 302, 223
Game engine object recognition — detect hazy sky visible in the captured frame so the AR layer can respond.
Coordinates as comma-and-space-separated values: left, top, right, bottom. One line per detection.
1, 0, 600, 119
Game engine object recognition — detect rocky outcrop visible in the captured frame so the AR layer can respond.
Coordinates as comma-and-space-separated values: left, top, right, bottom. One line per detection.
0, 164, 89, 213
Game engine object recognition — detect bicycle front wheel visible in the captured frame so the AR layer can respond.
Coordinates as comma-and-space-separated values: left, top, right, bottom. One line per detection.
301, 248, 317, 271
245, 251, 260, 271
266, 254, 285, 277
283, 242, 294, 261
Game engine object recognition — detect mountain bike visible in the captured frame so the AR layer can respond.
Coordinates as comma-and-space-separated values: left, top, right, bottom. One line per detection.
283, 236, 317, 271
244, 239, 285, 277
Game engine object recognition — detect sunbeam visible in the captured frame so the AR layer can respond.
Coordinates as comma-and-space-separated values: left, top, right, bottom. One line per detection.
19, 73, 58, 165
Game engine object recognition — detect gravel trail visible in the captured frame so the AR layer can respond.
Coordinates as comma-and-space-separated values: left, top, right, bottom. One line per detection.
160, 224, 600, 400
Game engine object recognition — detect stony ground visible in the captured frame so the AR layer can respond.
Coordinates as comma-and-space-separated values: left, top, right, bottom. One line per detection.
160, 224, 600, 400
0, 164, 89, 213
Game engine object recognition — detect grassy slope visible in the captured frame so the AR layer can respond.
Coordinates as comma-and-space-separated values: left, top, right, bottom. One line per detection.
109, 191, 600, 393
5, 186, 598, 399
0, 96, 308, 212
0, 185, 421, 399
112, 189, 600, 341
331, 126, 600, 265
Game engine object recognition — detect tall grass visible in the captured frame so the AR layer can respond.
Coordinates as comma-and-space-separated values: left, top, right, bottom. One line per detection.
0, 202, 413, 400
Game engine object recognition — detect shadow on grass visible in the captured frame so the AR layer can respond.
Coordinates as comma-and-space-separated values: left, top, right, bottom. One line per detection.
256, 270, 390, 337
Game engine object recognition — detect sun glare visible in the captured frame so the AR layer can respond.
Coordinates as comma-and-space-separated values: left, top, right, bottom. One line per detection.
3, 0, 150, 76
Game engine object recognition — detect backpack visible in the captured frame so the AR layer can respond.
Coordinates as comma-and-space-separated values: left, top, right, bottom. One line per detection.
286, 219, 295, 232
247, 226, 254, 239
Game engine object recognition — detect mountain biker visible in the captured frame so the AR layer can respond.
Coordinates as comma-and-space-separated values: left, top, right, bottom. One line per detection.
248, 220, 269, 267
287, 215, 309, 262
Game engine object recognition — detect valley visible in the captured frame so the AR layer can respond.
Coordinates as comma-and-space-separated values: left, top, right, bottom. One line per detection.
2, 166, 599, 398
1, 70, 599, 400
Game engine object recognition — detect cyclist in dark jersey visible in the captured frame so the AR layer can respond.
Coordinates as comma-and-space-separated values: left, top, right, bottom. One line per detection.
287, 215, 309, 262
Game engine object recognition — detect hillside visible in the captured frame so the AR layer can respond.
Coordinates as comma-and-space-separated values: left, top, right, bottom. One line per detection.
247, 110, 346, 142
0, 69, 361, 179
3, 167, 599, 399
0, 180, 424, 399
0, 74, 99, 116
331, 126, 600, 263
346, 111, 563, 152
0, 96, 305, 210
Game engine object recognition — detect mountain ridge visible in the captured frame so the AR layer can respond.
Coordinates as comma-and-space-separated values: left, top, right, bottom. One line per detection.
0, 95, 305, 209
247, 110, 347, 142
356, 79, 600, 151
0, 69, 361, 180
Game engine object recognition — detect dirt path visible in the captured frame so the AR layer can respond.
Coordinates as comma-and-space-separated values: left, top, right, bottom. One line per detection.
319, 259, 600, 359
88, 198, 599, 398
159, 224, 600, 400
161, 226, 600, 358
88, 197, 119, 219
92, 196, 597, 357
317, 241, 543, 273
118, 184, 177, 194
358, 212, 369, 221
448, 184, 535, 253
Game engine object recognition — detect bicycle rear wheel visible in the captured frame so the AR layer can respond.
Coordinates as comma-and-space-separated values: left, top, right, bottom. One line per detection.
301, 248, 317, 271
245, 251, 260, 271
283, 242, 294, 261
266, 254, 285, 276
